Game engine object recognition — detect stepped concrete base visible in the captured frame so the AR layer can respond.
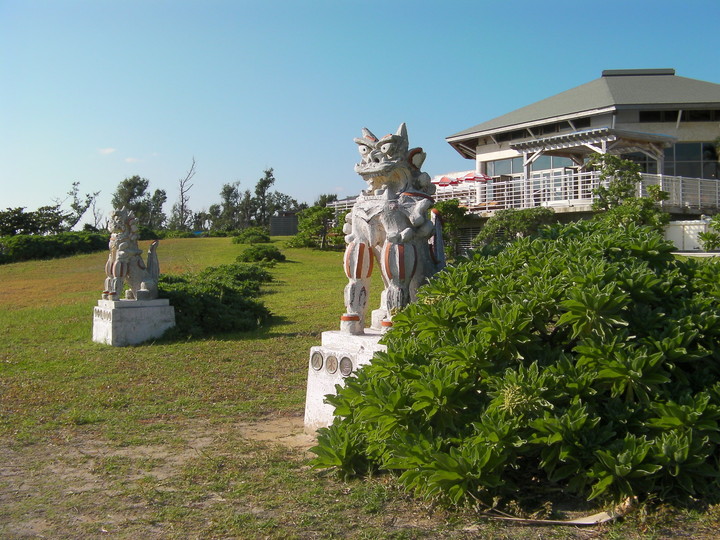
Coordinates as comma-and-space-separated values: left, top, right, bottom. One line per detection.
304, 330, 387, 433
92, 299, 175, 347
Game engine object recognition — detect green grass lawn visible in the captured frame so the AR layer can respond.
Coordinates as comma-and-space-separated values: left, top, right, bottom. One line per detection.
0, 237, 718, 538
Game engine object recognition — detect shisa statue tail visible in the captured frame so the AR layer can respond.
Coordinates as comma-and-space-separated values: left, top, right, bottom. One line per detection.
146, 240, 160, 284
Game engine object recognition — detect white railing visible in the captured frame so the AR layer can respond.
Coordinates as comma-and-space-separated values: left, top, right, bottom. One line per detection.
433, 172, 720, 214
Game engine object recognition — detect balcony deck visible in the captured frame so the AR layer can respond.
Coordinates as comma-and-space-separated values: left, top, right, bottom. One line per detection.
433, 172, 720, 217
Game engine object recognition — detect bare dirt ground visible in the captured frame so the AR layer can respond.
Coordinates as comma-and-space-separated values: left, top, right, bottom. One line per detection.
3, 416, 719, 539
0, 416, 315, 539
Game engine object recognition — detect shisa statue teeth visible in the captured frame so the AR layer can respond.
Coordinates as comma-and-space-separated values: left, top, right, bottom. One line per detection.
341, 123, 445, 334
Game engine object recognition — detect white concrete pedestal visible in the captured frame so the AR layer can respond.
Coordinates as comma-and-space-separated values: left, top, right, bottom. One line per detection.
92, 299, 176, 346
304, 330, 387, 433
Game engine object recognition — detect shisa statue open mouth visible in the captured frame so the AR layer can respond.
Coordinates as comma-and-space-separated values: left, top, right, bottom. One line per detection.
340, 123, 445, 335
353, 124, 421, 194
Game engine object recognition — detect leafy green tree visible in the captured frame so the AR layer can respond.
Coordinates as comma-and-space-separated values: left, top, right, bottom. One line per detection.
589, 154, 641, 210
433, 199, 469, 259
111, 176, 166, 229
237, 189, 256, 229
314, 193, 338, 207
147, 189, 167, 230
473, 207, 556, 249
588, 153, 669, 231
191, 210, 211, 231
62, 181, 100, 230
33, 205, 70, 234
112, 176, 151, 217
254, 168, 276, 227
215, 182, 242, 231
288, 205, 336, 248
0, 208, 34, 236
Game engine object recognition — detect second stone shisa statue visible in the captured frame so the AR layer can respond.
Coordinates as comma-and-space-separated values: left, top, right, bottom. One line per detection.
341, 123, 445, 334
102, 207, 160, 301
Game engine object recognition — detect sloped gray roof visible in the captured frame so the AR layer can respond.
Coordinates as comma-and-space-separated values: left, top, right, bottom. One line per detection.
448, 69, 720, 140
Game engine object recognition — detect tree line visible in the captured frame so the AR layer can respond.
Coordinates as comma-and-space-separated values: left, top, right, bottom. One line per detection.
0, 163, 315, 237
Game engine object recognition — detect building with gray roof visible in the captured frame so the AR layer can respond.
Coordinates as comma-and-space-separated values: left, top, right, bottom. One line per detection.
436, 69, 720, 218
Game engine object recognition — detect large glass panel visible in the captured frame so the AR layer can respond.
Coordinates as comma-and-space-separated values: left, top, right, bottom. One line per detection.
511, 157, 523, 174
551, 157, 574, 168
485, 161, 495, 176
574, 117, 591, 129
702, 143, 718, 161
686, 110, 713, 122
494, 159, 511, 175
531, 155, 552, 171
703, 162, 719, 179
675, 143, 701, 161
639, 111, 662, 122
675, 162, 702, 178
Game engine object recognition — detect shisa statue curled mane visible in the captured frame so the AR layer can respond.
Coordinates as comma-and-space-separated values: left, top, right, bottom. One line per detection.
102, 207, 160, 301
341, 123, 445, 334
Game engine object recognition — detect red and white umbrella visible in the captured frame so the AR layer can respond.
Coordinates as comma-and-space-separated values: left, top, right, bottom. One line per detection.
458, 172, 492, 182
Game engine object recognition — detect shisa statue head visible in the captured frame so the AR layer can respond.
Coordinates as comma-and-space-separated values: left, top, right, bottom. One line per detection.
108, 207, 139, 238
354, 123, 427, 194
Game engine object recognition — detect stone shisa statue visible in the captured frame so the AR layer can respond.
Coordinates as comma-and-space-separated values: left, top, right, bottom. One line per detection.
341, 123, 445, 334
102, 207, 159, 301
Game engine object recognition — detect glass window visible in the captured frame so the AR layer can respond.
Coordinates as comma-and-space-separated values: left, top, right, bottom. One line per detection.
687, 110, 713, 122
702, 143, 718, 161
639, 111, 662, 122
703, 162, 718, 179
511, 157, 523, 173
574, 117, 591, 129
485, 161, 495, 176
551, 157, 573, 168
675, 143, 701, 161
531, 155, 552, 171
675, 162, 702, 178
494, 159, 511, 175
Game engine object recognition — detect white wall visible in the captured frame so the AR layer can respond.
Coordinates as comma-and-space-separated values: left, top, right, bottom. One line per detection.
664, 219, 711, 251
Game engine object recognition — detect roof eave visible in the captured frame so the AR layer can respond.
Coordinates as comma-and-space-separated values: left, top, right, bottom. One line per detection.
446, 106, 618, 143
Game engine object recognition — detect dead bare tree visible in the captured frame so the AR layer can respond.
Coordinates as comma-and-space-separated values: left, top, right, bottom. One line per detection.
169, 158, 196, 230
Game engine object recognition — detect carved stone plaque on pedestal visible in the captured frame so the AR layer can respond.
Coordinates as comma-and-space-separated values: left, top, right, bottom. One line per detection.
92, 299, 175, 347
304, 330, 386, 433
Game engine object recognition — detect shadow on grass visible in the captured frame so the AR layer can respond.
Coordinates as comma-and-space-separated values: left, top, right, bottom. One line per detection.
147, 314, 322, 345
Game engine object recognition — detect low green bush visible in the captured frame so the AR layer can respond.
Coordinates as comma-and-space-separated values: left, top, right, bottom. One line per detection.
231, 226, 271, 244
236, 244, 286, 263
158, 262, 272, 337
313, 220, 720, 506
0, 232, 109, 264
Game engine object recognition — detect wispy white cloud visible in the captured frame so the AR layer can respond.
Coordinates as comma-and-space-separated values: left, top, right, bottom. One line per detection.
98, 147, 116, 155
124, 157, 141, 163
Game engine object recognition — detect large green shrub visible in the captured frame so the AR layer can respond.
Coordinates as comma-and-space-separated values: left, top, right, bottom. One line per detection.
0, 232, 109, 264
158, 263, 272, 337
312, 220, 720, 505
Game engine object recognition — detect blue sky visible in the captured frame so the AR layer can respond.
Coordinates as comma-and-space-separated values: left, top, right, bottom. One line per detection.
1, 0, 719, 226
